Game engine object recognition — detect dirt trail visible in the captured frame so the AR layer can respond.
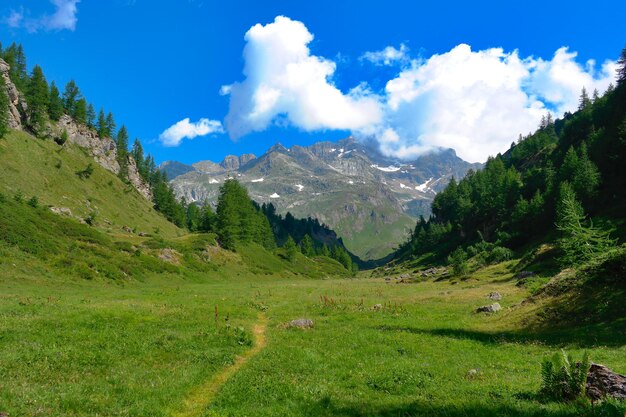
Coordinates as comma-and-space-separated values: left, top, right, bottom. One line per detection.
172, 312, 268, 417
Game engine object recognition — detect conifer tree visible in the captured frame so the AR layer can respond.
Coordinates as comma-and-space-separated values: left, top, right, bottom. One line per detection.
186, 203, 200, 231
116, 125, 129, 180
48, 81, 64, 121
4, 43, 28, 91
86, 103, 96, 128
97, 109, 107, 137
198, 201, 216, 232
283, 236, 298, 262
62, 80, 81, 115
556, 182, 614, 266
105, 112, 116, 138
26, 65, 49, 134
74, 98, 88, 125
617, 45, 626, 85
300, 234, 314, 257
131, 138, 148, 180
578, 87, 591, 110
0, 75, 9, 138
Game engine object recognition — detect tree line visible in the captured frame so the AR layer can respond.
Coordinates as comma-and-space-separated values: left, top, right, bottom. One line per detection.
396, 45, 626, 271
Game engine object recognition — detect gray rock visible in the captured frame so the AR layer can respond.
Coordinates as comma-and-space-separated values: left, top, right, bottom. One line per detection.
586, 363, 626, 401
372, 303, 383, 311
488, 292, 502, 301
50, 206, 72, 216
515, 271, 536, 279
220, 155, 240, 171
476, 303, 501, 313
288, 318, 314, 329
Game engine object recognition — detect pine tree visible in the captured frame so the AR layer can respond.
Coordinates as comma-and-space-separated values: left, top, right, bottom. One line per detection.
74, 98, 88, 125
62, 80, 81, 115
116, 125, 129, 180
86, 103, 96, 128
186, 203, 200, 231
4, 43, 28, 91
283, 236, 298, 262
48, 81, 64, 121
300, 234, 314, 257
105, 112, 116, 138
198, 201, 216, 232
26, 65, 49, 134
131, 138, 148, 180
0, 75, 9, 138
617, 45, 626, 85
97, 109, 107, 137
556, 182, 614, 266
578, 87, 591, 110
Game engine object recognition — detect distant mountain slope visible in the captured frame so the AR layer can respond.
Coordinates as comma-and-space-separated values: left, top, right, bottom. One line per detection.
164, 137, 481, 259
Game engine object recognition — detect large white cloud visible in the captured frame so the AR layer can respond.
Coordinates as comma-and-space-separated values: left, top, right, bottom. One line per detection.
222, 16, 383, 139
5, 0, 81, 32
159, 118, 224, 147
223, 17, 617, 163
376, 44, 616, 162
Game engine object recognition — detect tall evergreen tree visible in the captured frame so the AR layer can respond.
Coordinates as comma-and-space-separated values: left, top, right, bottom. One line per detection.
198, 201, 216, 233
283, 236, 298, 262
578, 87, 591, 110
0, 75, 9, 138
62, 80, 81, 115
300, 234, 315, 257
131, 138, 148, 180
26, 65, 49, 134
86, 103, 96, 128
97, 109, 107, 137
617, 45, 626, 85
48, 81, 64, 121
74, 98, 88, 125
4, 43, 28, 91
105, 112, 116, 138
116, 125, 129, 180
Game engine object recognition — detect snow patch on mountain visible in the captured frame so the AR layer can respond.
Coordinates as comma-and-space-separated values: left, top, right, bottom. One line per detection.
270, 193, 280, 198
371, 164, 402, 172
209, 179, 220, 184
251, 178, 264, 183
416, 178, 434, 192
295, 184, 304, 191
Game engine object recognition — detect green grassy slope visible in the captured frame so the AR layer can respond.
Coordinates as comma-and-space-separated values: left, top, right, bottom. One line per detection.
0, 129, 181, 238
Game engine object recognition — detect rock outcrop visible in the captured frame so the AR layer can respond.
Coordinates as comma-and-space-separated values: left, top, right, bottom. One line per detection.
476, 303, 501, 313
287, 318, 314, 329
0, 59, 152, 201
220, 155, 240, 171
0, 58, 26, 129
586, 363, 626, 401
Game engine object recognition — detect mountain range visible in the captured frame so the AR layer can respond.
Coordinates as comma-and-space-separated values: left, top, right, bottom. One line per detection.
161, 137, 482, 259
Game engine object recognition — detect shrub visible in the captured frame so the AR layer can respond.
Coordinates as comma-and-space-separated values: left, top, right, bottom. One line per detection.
55, 129, 68, 145
488, 246, 514, 263
539, 350, 590, 402
76, 163, 94, 179
27, 196, 39, 208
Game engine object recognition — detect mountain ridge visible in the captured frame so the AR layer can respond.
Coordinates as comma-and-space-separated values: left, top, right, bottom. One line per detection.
162, 137, 482, 259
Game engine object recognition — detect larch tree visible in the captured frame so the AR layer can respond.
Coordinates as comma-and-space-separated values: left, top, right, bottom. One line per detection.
62, 80, 81, 116
48, 81, 64, 121
116, 125, 129, 180
97, 109, 107, 137
105, 112, 116, 138
26, 65, 49, 135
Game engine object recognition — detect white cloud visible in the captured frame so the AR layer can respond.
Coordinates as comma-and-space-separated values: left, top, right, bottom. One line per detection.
376, 44, 616, 162
222, 17, 617, 163
5, 0, 80, 32
361, 43, 410, 66
223, 16, 383, 139
159, 118, 224, 147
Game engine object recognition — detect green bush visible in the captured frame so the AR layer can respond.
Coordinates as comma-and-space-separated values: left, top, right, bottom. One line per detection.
539, 350, 590, 402
488, 246, 514, 263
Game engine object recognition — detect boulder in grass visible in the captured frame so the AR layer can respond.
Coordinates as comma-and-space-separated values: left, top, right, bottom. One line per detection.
586, 363, 626, 401
488, 292, 502, 301
288, 319, 314, 329
476, 303, 501, 313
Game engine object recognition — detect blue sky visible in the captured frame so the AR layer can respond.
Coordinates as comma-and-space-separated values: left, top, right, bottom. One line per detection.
1, 0, 624, 164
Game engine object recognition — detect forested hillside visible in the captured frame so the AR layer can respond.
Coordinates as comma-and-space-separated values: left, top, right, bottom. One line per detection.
394, 47, 626, 270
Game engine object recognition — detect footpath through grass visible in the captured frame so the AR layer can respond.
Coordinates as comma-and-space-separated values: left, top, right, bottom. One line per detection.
2, 261, 625, 417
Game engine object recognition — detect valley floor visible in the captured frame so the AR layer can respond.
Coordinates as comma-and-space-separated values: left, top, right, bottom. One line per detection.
1, 266, 625, 417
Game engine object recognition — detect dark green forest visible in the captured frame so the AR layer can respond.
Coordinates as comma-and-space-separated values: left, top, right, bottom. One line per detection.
395, 46, 626, 270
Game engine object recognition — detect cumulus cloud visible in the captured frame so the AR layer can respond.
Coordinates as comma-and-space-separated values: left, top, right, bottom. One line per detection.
360, 43, 410, 66
222, 17, 616, 163
4, 0, 80, 32
376, 44, 616, 162
222, 16, 383, 139
159, 118, 224, 147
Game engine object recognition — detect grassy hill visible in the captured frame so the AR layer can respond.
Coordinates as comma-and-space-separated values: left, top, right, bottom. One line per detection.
0, 130, 181, 238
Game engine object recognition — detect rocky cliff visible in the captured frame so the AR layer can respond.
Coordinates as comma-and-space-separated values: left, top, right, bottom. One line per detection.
0, 58, 151, 201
